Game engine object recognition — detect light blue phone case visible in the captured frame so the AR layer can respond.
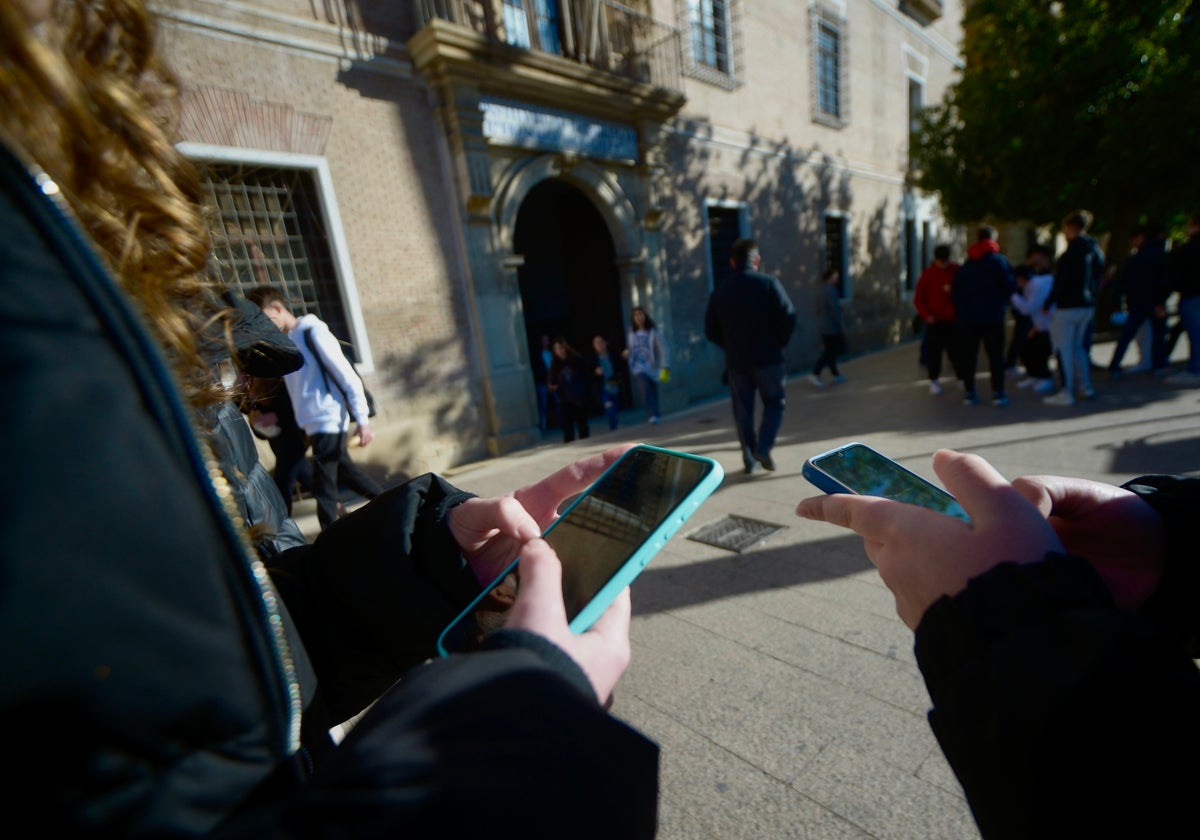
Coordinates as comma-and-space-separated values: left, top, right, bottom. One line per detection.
802, 441, 970, 522
436, 444, 724, 657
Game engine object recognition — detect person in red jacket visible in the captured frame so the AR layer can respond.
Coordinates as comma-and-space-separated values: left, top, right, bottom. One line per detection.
914, 244, 959, 395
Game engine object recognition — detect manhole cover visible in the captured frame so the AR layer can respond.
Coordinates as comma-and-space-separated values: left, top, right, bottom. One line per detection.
687, 514, 787, 553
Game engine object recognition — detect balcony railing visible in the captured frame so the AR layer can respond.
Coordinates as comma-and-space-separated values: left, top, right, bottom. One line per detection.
414, 0, 683, 94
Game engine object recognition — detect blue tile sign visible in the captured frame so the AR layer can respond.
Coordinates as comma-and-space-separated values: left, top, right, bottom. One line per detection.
480, 96, 638, 163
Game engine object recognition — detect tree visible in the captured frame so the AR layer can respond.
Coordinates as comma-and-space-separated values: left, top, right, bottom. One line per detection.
913, 0, 1198, 255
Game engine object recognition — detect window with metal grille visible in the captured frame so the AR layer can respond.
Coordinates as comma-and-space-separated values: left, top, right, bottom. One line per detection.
680, 0, 742, 89
196, 161, 354, 358
811, 6, 848, 128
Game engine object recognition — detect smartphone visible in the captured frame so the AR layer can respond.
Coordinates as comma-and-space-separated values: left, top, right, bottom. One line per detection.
437, 445, 724, 656
802, 442, 970, 523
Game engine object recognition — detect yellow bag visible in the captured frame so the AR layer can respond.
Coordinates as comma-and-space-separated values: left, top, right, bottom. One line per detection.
658, 367, 671, 384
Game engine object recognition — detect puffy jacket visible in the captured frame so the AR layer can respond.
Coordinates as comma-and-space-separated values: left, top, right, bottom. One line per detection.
1, 141, 659, 837
950, 241, 1014, 326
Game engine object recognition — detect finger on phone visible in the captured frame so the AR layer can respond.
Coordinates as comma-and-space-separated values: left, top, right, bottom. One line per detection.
517, 444, 637, 514
931, 450, 1015, 514
515, 538, 567, 619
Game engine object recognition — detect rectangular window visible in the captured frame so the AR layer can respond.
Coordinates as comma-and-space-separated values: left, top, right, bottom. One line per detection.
681, 0, 741, 88
197, 162, 354, 357
502, 0, 531, 49
905, 217, 920, 291
921, 220, 933, 272
706, 204, 745, 290
811, 6, 848, 128
823, 213, 850, 297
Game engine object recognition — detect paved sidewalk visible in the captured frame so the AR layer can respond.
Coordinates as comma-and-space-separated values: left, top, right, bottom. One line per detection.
301, 337, 1200, 839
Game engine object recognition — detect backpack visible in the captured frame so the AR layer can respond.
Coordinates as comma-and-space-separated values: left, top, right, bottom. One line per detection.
303, 329, 378, 421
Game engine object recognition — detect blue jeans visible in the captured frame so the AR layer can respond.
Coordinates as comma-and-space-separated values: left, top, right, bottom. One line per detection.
1050, 307, 1095, 395
727, 363, 787, 468
1180, 296, 1200, 374
633, 371, 659, 420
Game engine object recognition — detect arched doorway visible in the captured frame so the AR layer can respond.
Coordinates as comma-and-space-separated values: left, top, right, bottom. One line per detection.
515, 178, 627, 426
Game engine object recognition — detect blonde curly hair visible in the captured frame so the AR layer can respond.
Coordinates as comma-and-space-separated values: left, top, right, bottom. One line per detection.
0, 0, 221, 404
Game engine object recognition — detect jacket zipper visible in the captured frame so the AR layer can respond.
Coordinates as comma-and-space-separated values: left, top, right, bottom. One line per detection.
8, 147, 303, 754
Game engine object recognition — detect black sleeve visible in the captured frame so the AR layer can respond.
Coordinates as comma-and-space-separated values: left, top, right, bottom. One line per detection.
266, 474, 483, 722
914, 555, 1200, 838
1123, 474, 1200, 652
217, 643, 660, 840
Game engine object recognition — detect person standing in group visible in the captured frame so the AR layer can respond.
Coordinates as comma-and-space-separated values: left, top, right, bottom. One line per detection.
913, 244, 959, 395
548, 336, 592, 443
247, 286, 384, 529
705, 238, 797, 474
623, 306, 669, 424
1009, 263, 1056, 393
1108, 224, 1170, 379
809, 269, 847, 387
1167, 213, 1200, 383
951, 226, 1016, 406
531, 333, 556, 431
1043, 210, 1105, 405
591, 335, 627, 432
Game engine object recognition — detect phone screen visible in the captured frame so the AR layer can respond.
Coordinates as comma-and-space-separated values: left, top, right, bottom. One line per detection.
809, 444, 970, 522
439, 447, 718, 654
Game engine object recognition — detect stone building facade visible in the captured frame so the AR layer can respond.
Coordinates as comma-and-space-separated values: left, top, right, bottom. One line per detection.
156, 0, 963, 475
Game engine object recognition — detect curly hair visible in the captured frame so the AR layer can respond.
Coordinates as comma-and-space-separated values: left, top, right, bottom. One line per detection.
1, 0, 223, 405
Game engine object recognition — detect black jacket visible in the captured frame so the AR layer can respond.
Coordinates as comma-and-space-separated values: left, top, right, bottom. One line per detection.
0, 142, 658, 837
1169, 233, 1200, 300
1047, 234, 1105, 310
704, 266, 797, 368
950, 246, 1014, 326
913, 475, 1200, 838
1113, 236, 1169, 315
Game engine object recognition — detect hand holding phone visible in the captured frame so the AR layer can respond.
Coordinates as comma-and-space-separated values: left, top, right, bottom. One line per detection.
503, 538, 633, 703
802, 442, 971, 522
438, 445, 723, 656
798, 448, 1063, 628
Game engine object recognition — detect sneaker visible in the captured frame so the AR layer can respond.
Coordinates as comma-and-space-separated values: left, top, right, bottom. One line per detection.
1033, 379, 1056, 394
1006, 366, 1022, 377
743, 463, 759, 475
993, 394, 1010, 407
832, 374, 847, 384
1043, 391, 1075, 406
929, 380, 944, 395
963, 392, 980, 406
1080, 388, 1097, 400
808, 374, 825, 387
1016, 377, 1036, 389
649, 416, 660, 425
754, 452, 776, 472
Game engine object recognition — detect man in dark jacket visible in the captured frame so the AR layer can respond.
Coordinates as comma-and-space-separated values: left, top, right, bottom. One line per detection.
1107, 224, 1170, 377
950, 226, 1015, 406
1167, 213, 1200, 380
1044, 209, 1105, 405
705, 238, 797, 474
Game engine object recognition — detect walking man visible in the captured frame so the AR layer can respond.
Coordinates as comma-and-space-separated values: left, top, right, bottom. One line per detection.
705, 238, 797, 474
1167, 213, 1200, 382
951, 226, 1016, 406
247, 286, 384, 529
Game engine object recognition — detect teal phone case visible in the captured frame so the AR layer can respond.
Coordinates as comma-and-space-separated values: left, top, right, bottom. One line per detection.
436, 444, 724, 656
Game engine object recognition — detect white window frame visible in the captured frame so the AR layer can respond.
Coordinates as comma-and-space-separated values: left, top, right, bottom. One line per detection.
680, 0, 744, 90
179, 142, 374, 372
811, 3, 849, 129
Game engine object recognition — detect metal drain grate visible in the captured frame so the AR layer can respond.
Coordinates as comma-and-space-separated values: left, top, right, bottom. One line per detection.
687, 514, 787, 553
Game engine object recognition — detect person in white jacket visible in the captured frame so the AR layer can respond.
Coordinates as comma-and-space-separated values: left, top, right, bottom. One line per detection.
1010, 253, 1056, 394
249, 285, 383, 529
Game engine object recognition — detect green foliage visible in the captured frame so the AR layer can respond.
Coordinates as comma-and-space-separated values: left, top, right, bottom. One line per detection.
913, 0, 1198, 232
